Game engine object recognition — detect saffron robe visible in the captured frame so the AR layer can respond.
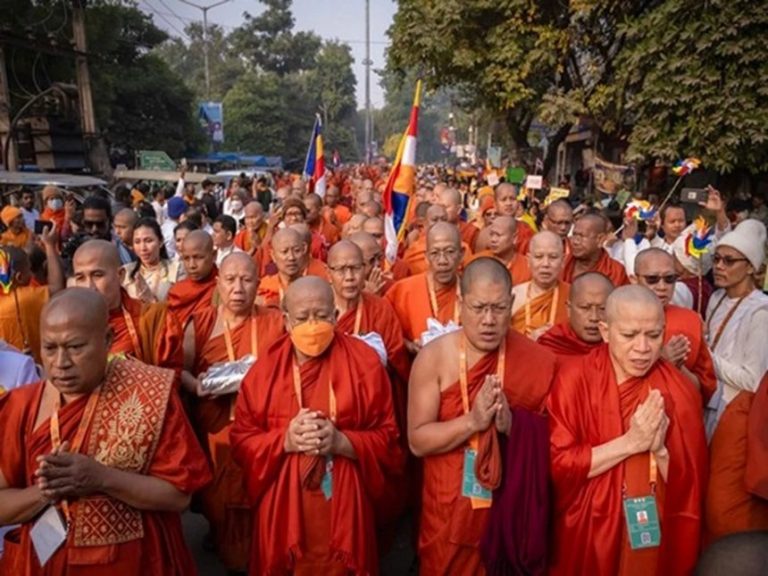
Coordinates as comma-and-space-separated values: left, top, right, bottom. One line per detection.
459, 220, 480, 252
310, 219, 340, 249
234, 224, 268, 253
511, 281, 570, 337
326, 204, 352, 226
402, 233, 473, 277
385, 272, 460, 344
472, 250, 532, 285
257, 260, 329, 308
538, 322, 602, 361
562, 250, 629, 287
418, 331, 555, 575
0, 227, 31, 248
166, 268, 218, 328
230, 333, 403, 575
0, 285, 48, 363
190, 306, 285, 570
0, 361, 211, 576
515, 221, 534, 255
705, 372, 768, 543
548, 345, 708, 576
664, 305, 717, 404
109, 291, 184, 377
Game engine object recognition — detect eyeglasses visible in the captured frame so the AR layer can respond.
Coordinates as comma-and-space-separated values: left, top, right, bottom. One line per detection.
639, 274, 677, 285
328, 264, 364, 276
427, 248, 459, 261
464, 301, 511, 317
713, 254, 749, 267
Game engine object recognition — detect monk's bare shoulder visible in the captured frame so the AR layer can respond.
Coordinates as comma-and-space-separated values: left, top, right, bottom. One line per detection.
413, 330, 461, 390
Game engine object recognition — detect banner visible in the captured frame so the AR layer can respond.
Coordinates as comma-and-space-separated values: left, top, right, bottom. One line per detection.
198, 102, 224, 143
593, 156, 635, 195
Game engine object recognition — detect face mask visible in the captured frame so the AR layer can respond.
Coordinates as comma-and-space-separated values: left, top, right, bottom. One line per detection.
48, 198, 63, 211
230, 201, 243, 212
290, 320, 335, 357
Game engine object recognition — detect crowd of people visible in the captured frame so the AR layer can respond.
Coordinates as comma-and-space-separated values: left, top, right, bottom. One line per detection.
0, 162, 766, 575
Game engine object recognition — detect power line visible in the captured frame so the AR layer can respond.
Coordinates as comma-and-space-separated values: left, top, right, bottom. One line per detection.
157, 0, 193, 27
141, 0, 190, 40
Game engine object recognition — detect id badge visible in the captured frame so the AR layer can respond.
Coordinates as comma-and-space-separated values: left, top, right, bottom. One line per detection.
321, 456, 333, 501
461, 448, 492, 508
30, 505, 68, 566
623, 495, 661, 549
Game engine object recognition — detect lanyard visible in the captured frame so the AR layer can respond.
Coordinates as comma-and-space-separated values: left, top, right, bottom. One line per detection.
292, 361, 337, 422
49, 386, 102, 524
524, 284, 560, 335
706, 292, 748, 351
622, 386, 659, 497
121, 308, 142, 359
426, 274, 460, 324
350, 298, 364, 335
223, 317, 259, 362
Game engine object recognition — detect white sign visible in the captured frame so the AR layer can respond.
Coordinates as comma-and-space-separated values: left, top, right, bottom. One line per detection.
525, 175, 543, 190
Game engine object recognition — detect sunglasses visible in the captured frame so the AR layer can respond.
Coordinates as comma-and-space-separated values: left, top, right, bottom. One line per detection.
713, 254, 749, 267
640, 274, 677, 285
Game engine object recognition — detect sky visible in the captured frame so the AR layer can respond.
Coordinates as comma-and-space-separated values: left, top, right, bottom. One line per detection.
138, 0, 397, 108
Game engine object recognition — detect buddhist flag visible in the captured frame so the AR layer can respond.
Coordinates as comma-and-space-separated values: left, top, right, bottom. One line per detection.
303, 114, 326, 197
384, 79, 422, 262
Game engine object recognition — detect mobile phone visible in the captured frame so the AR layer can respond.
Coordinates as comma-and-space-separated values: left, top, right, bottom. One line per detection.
681, 188, 708, 204
34, 219, 53, 235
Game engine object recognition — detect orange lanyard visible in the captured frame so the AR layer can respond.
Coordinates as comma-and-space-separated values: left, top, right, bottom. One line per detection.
622, 386, 659, 496
121, 308, 141, 359
49, 386, 102, 524
524, 284, 559, 335
223, 317, 259, 362
292, 361, 337, 422
352, 298, 364, 335
426, 274, 460, 324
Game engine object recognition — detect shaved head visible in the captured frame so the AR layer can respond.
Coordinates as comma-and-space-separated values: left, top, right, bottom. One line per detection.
41, 287, 111, 396
71, 240, 123, 310
460, 256, 512, 296
571, 272, 614, 299
571, 213, 608, 260
634, 247, 674, 276
605, 285, 663, 323
633, 248, 677, 307
289, 223, 312, 247
327, 240, 365, 302
218, 252, 258, 313
543, 200, 574, 239
362, 217, 385, 239
426, 204, 449, 228
283, 276, 335, 317
348, 231, 383, 278
74, 239, 121, 269
529, 230, 562, 254
271, 227, 307, 279
181, 230, 215, 281
494, 183, 518, 217
219, 251, 257, 275
488, 216, 518, 260
114, 208, 137, 224
343, 213, 367, 237
528, 230, 564, 288
568, 272, 614, 343
184, 229, 214, 252
460, 257, 513, 352
427, 221, 461, 250
437, 187, 462, 223
427, 222, 463, 286
244, 202, 263, 217
327, 239, 364, 264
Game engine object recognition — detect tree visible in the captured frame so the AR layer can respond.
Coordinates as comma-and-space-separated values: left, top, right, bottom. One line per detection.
313, 41, 358, 161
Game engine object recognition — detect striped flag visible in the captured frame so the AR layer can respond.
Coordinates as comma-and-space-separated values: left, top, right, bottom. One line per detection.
303, 114, 327, 197
383, 79, 422, 262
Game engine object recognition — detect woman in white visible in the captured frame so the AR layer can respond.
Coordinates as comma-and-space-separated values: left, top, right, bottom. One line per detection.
122, 217, 184, 302
704, 218, 768, 439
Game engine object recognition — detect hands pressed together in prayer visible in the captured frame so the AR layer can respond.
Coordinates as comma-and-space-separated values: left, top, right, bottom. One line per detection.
469, 375, 512, 435
364, 266, 391, 295
625, 390, 669, 459
662, 334, 690, 367
34, 441, 106, 502
285, 408, 353, 458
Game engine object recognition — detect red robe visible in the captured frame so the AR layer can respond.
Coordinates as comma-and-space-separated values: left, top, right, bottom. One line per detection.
230, 333, 403, 575
548, 345, 708, 575
562, 250, 629, 287
538, 322, 601, 360
664, 305, 717, 404
419, 331, 555, 575
385, 272, 460, 344
109, 291, 183, 377
459, 220, 480, 252
166, 268, 218, 328
190, 306, 285, 570
515, 220, 534, 255
257, 260, 330, 308
0, 366, 210, 575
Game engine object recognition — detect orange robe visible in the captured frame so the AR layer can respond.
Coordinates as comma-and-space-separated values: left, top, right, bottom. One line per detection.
234, 224, 268, 253
166, 268, 218, 328
516, 219, 534, 255
538, 322, 601, 361
511, 280, 570, 337
664, 305, 717, 404
311, 218, 340, 248
459, 220, 480, 252
190, 306, 285, 570
385, 272, 460, 344
328, 204, 352, 225
548, 345, 708, 576
0, 228, 31, 248
418, 331, 555, 575
705, 371, 768, 543
257, 260, 329, 308
562, 250, 629, 287
230, 333, 403, 575
0, 362, 211, 576
0, 286, 48, 363
402, 233, 473, 276
109, 291, 184, 377
472, 250, 532, 285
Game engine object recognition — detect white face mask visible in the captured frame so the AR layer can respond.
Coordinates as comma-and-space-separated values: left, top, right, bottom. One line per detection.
230, 201, 243, 212
48, 198, 63, 211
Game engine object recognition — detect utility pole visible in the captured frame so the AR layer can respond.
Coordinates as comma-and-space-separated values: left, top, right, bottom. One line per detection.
0, 45, 17, 170
363, 0, 372, 163
178, 0, 230, 101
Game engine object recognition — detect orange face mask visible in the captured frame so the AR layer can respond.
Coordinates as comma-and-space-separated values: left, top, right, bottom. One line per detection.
290, 320, 335, 357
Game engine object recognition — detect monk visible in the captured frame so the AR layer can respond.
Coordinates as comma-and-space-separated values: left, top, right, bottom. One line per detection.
487, 216, 532, 284
0, 288, 210, 575
292, 223, 332, 279
404, 205, 473, 276
166, 230, 218, 327
436, 186, 479, 250
562, 213, 629, 286
257, 228, 327, 308
475, 183, 533, 255
342, 213, 367, 238
548, 286, 708, 575
0, 226, 63, 361
511, 231, 569, 340
71, 240, 183, 373
230, 277, 403, 575
1, 206, 32, 248
538, 272, 614, 360
323, 185, 351, 225
234, 201, 268, 255
705, 371, 768, 543
541, 199, 573, 256
305, 193, 340, 246
386, 222, 464, 354
348, 231, 391, 295
633, 248, 717, 403
183, 253, 284, 571
409, 257, 555, 575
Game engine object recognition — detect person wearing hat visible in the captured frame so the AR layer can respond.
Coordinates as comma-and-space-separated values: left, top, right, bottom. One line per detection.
0, 206, 31, 248
671, 222, 715, 315
161, 196, 187, 259
40, 185, 67, 236
704, 218, 768, 439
